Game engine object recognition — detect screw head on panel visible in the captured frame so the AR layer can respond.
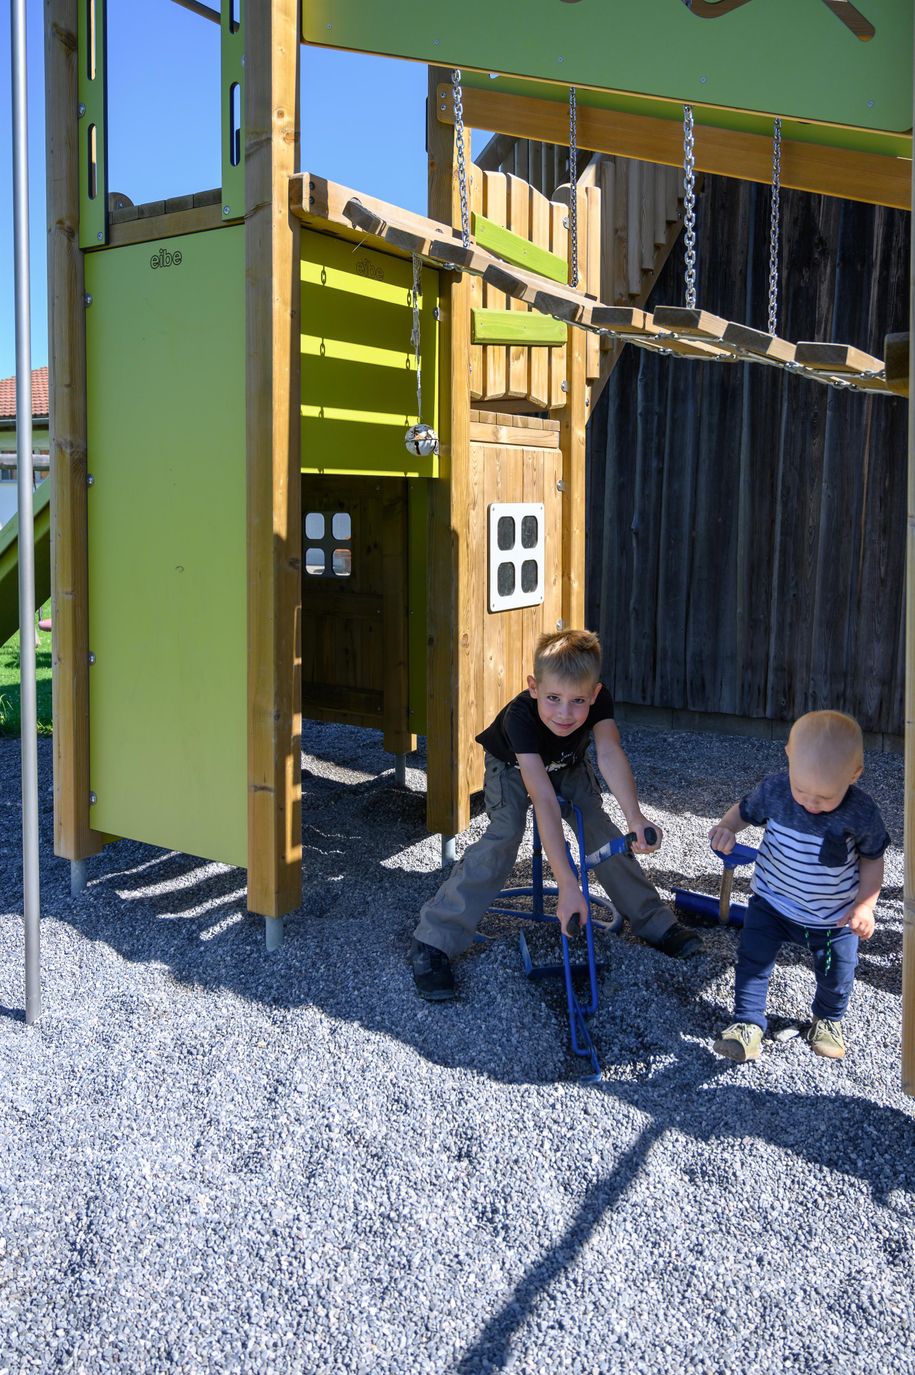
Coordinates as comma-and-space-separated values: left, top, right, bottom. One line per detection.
89, 792, 97, 805
77, 102, 86, 118
87, 474, 94, 486
96, 231, 103, 241
556, 479, 566, 491
556, 620, 565, 631
561, 380, 569, 392
83, 294, 93, 306
223, 205, 231, 216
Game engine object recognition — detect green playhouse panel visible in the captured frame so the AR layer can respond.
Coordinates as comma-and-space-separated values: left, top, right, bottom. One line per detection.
85, 226, 246, 868
303, 0, 912, 138
300, 230, 440, 479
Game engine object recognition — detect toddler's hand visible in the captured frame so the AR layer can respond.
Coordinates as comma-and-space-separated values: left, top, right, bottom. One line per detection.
838, 907, 875, 940
709, 824, 736, 854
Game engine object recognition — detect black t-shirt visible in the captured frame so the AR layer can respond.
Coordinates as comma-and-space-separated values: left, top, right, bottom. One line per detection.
475, 683, 615, 772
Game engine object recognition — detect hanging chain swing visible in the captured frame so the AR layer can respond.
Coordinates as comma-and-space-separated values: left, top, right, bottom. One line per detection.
404, 253, 439, 457
682, 104, 698, 309
568, 86, 579, 288
767, 118, 782, 337
452, 69, 471, 249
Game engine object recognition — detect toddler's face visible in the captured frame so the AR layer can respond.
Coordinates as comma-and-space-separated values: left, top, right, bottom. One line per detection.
526, 672, 600, 738
786, 754, 861, 814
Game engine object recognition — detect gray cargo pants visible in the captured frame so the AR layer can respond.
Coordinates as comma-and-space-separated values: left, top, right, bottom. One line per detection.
413, 753, 675, 958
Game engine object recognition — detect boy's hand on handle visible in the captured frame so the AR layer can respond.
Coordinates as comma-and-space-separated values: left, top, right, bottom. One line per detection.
708, 824, 737, 854
630, 818, 662, 854
557, 879, 585, 937
838, 906, 876, 940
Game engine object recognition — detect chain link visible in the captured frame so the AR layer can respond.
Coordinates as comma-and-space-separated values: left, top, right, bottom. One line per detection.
768, 117, 782, 337
568, 86, 579, 288
451, 69, 471, 249
411, 254, 423, 422
682, 105, 697, 309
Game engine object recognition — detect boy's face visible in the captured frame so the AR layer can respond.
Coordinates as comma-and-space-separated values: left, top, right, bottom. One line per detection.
527, 671, 600, 738
785, 748, 862, 815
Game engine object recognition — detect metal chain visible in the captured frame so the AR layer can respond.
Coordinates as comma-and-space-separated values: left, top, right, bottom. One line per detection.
568, 86, 579, 288
682, 105, 697, 309
411, 254, 423, 422
767, 117, 782, 336
451, 69, 471, 248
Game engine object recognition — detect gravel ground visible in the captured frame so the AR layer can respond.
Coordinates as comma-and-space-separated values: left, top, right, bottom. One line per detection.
1, 722, 913, 1375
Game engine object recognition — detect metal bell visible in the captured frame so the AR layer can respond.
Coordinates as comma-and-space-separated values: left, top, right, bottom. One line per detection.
404, 423, 439, 457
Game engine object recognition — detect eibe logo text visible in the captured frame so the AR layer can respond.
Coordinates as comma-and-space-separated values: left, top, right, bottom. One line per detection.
149, 247, 183, 270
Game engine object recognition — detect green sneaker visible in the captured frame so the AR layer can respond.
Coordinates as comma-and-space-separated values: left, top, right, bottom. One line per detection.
713, 1022, 763, 1063
807, 1017, 845, 1059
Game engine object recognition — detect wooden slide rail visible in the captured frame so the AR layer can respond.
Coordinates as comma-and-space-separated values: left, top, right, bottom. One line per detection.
290, 175, 901, 398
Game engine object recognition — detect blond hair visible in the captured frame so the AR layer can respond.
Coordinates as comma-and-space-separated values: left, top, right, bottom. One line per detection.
787, 710, 863, 775
533, 629, 601, 685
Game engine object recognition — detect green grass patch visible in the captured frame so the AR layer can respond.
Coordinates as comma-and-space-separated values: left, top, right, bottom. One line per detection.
0, 604, 53, 736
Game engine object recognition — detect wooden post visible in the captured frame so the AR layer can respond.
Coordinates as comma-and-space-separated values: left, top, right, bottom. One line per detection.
902, 13, 915, 1096
244, 0, 302, 917
426, 66, 474, 837
559, 189, 588, 630
45, 0, 105, 862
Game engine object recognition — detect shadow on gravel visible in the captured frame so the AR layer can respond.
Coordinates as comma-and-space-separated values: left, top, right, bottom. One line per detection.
454, 1058, 915, 1374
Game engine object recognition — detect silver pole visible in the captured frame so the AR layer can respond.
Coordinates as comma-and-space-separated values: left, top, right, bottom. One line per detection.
11, 0, 41, 1025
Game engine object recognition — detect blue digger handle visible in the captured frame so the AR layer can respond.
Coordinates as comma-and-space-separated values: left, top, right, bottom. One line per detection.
712, 842, 758, 870
585, 825, 658, 869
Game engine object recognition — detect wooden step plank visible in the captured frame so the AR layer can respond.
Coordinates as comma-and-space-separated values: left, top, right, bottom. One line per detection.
471, 209, 568, 284
794, 341, 886, 376
469, 419, 560, 448
471, 308, 567, 346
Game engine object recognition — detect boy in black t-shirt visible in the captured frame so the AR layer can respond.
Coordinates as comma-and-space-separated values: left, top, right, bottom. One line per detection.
411, 629, 701, 1000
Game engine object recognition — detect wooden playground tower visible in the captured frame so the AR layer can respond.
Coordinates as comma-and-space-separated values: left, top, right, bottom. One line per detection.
45, 1, 915, 1086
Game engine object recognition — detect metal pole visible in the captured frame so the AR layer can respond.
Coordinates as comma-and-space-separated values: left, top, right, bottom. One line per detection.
902, 0, 915, 1096
11, 0, 41, 1025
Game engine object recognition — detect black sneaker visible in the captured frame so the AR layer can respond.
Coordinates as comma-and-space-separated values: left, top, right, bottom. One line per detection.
654, 924, 703, 959
410, 939, 456, 1001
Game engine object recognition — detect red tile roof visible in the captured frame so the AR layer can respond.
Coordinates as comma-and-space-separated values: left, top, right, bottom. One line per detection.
0, 366, 49, 420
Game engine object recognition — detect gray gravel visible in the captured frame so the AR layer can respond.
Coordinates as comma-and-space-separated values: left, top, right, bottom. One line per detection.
1, 723, 913, 1375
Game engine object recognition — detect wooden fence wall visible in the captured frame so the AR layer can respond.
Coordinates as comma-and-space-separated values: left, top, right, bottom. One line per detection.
586, 175, 909, 737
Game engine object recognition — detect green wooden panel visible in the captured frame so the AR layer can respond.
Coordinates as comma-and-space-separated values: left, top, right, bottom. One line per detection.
303, 0, 912, 139
85, 226, 246, 867
471, 309, 567, 346
472, 214, 567, 284
0, 479, 51, 648
221, 0, 245, 219
78, 0, 108, 248
300, 230, 440, 478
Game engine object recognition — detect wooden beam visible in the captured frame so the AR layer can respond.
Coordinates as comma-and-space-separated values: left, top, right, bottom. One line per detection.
45, 0, 105, 862
436, 84, 912, 211
884, 332, 909, 398
245, 0, 301, 918
425, 66, 474, 838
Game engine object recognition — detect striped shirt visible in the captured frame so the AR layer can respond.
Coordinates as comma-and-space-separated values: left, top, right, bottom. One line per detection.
739, 772, 889, 928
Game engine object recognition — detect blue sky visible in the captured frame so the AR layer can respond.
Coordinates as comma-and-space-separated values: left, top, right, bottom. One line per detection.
0, 2, 489, 382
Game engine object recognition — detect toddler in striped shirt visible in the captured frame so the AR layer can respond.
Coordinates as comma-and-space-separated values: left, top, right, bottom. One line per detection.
709, 710, 889, 1063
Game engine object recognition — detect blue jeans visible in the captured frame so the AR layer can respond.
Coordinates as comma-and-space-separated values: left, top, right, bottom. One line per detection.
734, 894, 859, 1031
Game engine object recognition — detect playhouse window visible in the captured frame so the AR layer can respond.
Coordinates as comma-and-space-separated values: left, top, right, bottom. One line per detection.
488, 503, 545, 613
303, 509, 353, 580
